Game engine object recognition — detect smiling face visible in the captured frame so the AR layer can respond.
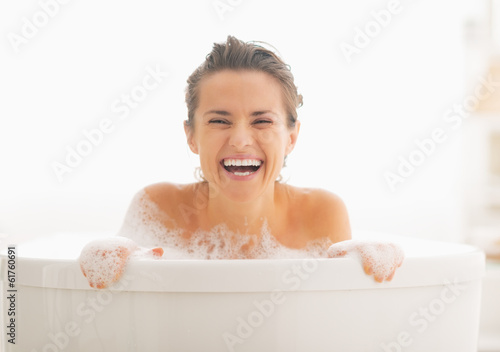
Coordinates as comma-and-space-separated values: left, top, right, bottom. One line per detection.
185, 69, 300, 202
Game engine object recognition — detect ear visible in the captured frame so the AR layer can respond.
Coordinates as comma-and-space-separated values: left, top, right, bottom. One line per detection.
184, 121, 199, 155
285, 120, 300, 156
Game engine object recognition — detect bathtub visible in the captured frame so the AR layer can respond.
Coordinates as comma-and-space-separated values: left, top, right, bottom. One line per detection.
0, 231, 485, 352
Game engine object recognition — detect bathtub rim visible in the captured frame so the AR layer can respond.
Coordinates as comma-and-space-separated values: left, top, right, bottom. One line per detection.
0, 252, 485, 293
0, 231, 486, 292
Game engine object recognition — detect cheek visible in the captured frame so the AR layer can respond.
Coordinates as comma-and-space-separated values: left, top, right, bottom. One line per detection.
255, 129, 275, 146
198, 135, 224, 168
257, 128, 289, 156
198, 132, 222, 152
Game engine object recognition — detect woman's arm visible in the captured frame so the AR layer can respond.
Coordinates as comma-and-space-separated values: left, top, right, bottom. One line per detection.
327, 240, 404, 282
311, 189, 404, 282
79, 189, 164, 289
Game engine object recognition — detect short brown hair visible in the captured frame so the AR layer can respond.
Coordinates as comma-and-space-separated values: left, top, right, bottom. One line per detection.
185, 36, 303, 129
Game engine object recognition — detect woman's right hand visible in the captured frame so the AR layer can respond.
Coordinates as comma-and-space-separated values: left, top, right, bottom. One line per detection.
79, 237, 163, 289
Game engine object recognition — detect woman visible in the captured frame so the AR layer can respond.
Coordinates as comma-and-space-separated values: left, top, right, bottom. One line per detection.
79, 36, 403, 289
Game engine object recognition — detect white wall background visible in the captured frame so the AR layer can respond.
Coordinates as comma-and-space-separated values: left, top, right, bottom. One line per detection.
0, 0, 481, 244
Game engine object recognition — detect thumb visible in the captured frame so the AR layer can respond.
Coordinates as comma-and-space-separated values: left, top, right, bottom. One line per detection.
327, 244, 348, 258
151, 247, 164, 257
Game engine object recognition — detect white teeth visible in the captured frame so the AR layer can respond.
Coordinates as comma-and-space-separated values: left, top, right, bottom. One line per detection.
222, 158, 263, 177
223, 159, 262, 167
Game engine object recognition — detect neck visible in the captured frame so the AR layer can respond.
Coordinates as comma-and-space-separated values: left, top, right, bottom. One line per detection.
204, 182, 278, 235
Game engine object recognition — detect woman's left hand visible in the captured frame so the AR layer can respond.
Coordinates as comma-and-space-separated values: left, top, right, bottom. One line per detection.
327, 240, 404, 282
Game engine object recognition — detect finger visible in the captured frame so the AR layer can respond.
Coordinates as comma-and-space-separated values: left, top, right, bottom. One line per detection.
374, 273, 384, 283
330, 250, 347, 258
152, 247, 164, 257
397, 253, 404, 267
390, 243, 404, 267
363, 261, 373, 276
386, 270, 395, 281
79, 263, 88, 278
112, 270, 123, 283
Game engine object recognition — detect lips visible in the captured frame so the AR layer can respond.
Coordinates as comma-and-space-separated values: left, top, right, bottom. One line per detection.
220, 158, 263, 177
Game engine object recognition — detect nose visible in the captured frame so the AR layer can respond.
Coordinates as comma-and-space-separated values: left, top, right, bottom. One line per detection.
228, 122, 253, 149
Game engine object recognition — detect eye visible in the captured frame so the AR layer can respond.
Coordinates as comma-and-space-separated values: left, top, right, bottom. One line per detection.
253, 119, 272, 125
209, 119, 230, 125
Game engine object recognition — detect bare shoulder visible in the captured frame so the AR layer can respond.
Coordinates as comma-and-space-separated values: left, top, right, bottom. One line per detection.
119, 182, 200, 242
142, 182, 204, 228
123, 182, 186, 221
281, 184, 352, 244
143, 182, 187, 205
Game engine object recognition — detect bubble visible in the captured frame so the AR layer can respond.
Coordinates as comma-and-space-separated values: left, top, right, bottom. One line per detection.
114, 189, 332, 260
358, 242, 404, 280
328, 240, 404, 281
117, 189, 184, 247
79, 237, 138, 288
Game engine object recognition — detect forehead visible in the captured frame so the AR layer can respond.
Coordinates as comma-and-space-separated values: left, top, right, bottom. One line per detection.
196, 70, 286, 115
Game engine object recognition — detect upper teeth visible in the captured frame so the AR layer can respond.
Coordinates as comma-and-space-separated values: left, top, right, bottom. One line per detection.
223, 159, 262, 167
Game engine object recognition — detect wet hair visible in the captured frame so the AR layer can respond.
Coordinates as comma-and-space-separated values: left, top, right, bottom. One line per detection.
185, 35, 303, 130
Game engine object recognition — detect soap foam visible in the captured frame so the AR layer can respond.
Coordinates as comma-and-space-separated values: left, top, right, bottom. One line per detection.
115, 189, 331, 260
79, 237, 138, 288
117, 189, 184, 248
80, 190, 404, 288
328, 240, 404, 281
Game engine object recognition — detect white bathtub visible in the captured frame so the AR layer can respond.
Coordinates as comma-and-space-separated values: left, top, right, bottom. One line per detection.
0, 231, 485, 352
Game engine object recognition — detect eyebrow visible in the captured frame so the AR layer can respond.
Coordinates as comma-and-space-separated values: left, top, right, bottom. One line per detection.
203, 110, 278, 117
251, 110, 278, 117
204, 110, 230, 116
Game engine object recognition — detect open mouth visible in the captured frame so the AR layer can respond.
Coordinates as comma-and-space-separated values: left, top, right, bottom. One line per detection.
221, 158, 263, 177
